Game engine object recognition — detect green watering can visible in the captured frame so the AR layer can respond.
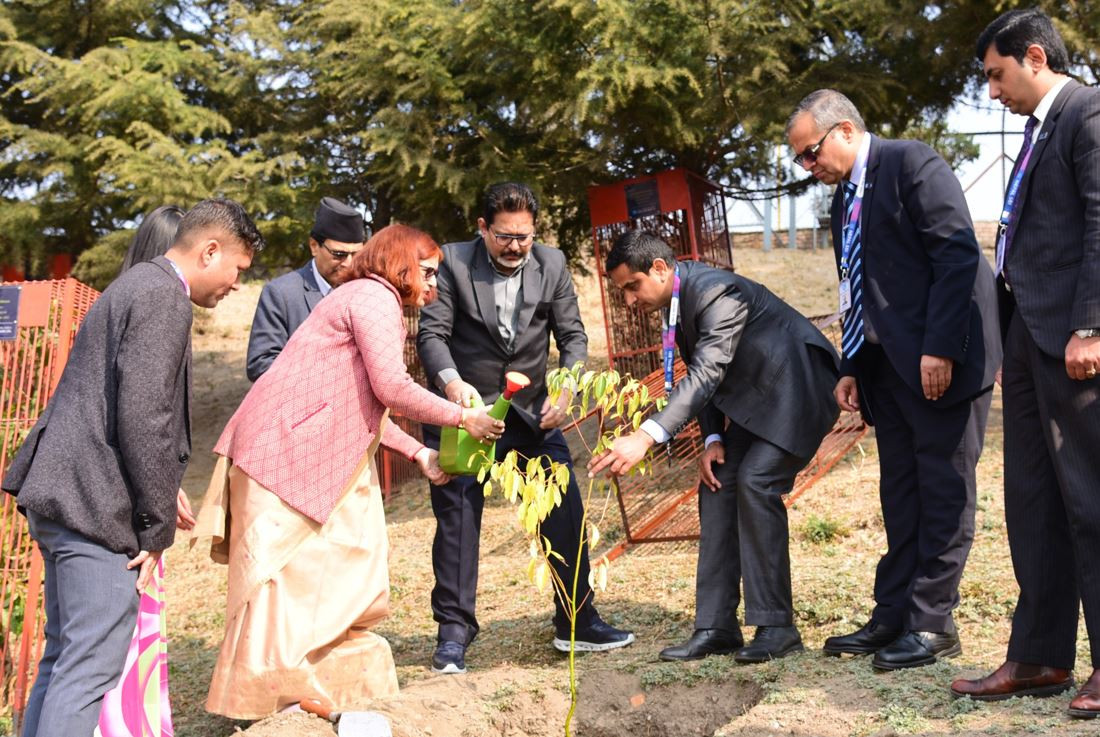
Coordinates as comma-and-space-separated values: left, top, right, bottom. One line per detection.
439, 371, 530, 475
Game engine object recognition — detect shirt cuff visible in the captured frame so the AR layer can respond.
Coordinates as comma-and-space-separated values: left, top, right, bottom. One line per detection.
640, 419, 670, 444
436, 368, 461, 391
704, 434, 723, 448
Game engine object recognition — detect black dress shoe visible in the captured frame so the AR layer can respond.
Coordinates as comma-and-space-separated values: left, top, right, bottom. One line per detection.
872, 630, 961, 670
822, 621, 902, 656
659, 628, 743, 661
734, 626, 804, 664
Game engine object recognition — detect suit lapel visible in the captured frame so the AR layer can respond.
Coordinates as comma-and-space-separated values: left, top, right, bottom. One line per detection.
1015, 80, 1078, 212
513, 255, 542, 339
860, 134, 881, 235
471, 240, 510, 352
300, 263, 324, 313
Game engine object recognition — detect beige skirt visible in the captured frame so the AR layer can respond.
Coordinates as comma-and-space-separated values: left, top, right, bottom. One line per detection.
193, 444, 399, 719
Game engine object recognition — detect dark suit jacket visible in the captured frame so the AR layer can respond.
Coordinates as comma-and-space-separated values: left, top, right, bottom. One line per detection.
2, 257, 193, 556
830, 135, 1001, 409
417, 237, 587, 430
1002, 80, 1100, 355
648, 261, 840, 460
246, 262, 324, 381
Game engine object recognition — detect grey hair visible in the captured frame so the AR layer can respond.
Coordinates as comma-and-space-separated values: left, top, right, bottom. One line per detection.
785, 89, 866, 136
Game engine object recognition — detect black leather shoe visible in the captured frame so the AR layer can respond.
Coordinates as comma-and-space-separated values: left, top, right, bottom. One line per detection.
872, 630, 961, 670
658, 628, 743, 661
734, 626, 804, 664
823, 621, 902, 656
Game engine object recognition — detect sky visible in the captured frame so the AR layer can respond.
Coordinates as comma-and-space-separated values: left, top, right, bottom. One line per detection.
728, 92, 1029, 233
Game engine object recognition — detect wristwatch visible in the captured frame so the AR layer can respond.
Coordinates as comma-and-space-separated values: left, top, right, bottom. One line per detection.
1075, 328, 1100, 339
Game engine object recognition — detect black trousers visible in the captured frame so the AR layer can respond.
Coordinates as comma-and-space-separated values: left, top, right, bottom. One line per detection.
858, 344, 991, 633
1002, 312, 1100, 670
423, 410, 596, 645
695, 423, 810, 630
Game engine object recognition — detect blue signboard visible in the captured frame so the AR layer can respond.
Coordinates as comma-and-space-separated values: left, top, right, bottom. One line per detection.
0, 285, 20, 340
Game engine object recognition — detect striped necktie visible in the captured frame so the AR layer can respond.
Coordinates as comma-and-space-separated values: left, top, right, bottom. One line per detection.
840, 180, 864, 359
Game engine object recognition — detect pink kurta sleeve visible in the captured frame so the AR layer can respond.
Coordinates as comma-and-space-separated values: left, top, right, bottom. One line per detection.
379, 417, 424, 460
349, 282, 463, 429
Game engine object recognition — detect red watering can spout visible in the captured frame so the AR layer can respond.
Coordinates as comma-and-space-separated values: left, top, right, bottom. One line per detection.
502, 371, 531, 399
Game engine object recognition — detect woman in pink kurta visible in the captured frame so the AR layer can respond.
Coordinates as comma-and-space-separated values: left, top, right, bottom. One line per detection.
192, 225, 502, 718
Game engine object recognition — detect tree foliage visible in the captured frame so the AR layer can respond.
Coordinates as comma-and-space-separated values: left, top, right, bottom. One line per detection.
2, 0, 1094, 279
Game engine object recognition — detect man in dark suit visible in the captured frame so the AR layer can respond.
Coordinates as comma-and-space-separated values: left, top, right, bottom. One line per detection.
417, 182, 634, 674
785, 90, 1000, 670
246, 196, 364, 380
590, 230, 839, 663
952, 10, 1100, 717
2, 199, 263, 737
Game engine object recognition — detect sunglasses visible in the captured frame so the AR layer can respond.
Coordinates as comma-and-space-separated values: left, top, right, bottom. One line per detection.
318, 241, 359, 261
793, 122, 840, 168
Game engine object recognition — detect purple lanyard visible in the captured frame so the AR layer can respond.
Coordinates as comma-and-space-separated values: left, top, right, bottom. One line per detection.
662, 263, 681, 396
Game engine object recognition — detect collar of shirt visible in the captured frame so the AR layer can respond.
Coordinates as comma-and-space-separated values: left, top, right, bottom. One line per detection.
310, 258, 333, 297
163, 256, 191, 297
1031, 76, 1072, 142
843, 131, 872, 187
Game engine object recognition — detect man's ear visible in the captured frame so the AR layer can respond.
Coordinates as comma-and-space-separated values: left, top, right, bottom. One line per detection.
1025, 43, 1048, 72
199, 238, 220, 267
651, 257, 671, 280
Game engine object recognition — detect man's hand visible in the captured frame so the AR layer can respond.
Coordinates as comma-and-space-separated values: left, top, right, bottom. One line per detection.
1065, 334, 1100, 381
920, 354, 954, 400
414, 447, 452, 485
698, 442, 725, 492
444, 378, 482, 407
995, 366, 1003, 387
127, 549, 163, 592
539, 389, 572, 430
176, 488, 195, 531
587, 430, 656, 478
835, 376, 860, 413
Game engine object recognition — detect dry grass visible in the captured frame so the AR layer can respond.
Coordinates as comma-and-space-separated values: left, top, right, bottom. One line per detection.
159, 247, 1096, 737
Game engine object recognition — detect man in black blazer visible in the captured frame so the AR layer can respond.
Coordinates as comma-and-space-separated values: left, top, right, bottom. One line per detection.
416, 182, 633, 675
3, 199, 263, 737
786, 90, 1000, 670
590, 230, 840, 663
246, 196, 364, 380
952, 10, 1100, 717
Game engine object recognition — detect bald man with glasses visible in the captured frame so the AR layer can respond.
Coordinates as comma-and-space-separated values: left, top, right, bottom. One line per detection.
786, 89, 1000, 670
246, 197, 366, 380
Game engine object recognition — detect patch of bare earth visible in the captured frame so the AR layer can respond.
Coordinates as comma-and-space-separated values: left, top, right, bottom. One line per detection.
167, 248, 1094, 737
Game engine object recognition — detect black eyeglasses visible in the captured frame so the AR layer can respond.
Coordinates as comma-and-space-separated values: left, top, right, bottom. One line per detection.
793, 123, 840, 168
420, 265, 438, 280
487, 227, 535, 247
318, 241, 359, 261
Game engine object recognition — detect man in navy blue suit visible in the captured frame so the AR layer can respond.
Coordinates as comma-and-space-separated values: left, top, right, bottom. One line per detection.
786, 89, 1000, 670
246, 197, 365, 380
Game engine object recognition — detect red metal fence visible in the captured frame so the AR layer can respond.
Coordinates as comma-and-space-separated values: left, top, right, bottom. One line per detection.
0, 279, 100, 729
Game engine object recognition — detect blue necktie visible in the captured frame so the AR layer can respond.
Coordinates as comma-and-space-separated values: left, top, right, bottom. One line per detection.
840, 180, 864, 359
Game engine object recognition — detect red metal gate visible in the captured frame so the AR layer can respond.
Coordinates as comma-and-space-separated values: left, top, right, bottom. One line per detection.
0, 278, 100, 729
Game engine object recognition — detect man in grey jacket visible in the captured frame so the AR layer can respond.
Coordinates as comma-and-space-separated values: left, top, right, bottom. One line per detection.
3, 198, 264, 737
590, 230, 839, 664
416, 182, 633, 674
246, 196, 364, 380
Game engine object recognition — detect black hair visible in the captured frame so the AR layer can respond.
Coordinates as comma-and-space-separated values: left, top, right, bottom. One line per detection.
174, 198, 265, 253
976, 8, 1069, 74
605, 230, 676, 274
482, 182, 539, 225
119, 205, 184, 274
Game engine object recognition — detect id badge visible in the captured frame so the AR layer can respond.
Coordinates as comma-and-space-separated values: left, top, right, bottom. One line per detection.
838, 277, 852, 312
